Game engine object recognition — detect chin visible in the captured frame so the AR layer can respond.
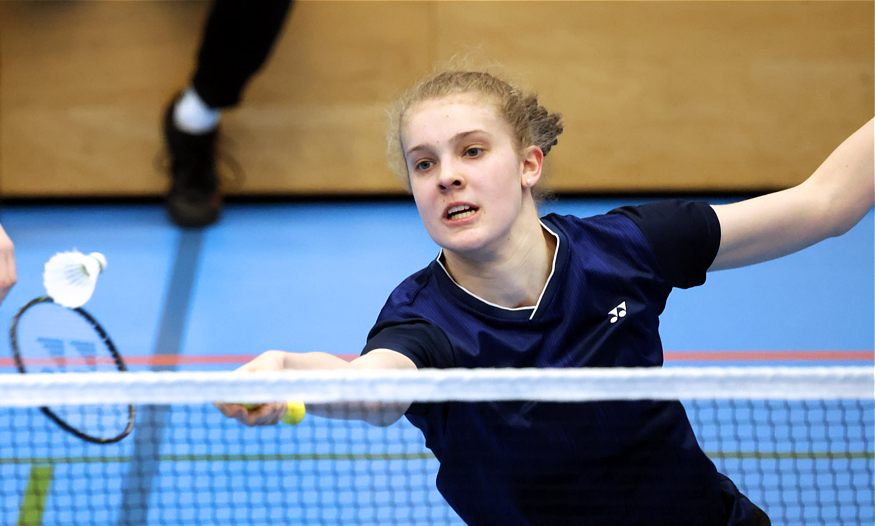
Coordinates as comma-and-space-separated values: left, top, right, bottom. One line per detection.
438, 235, 493, 258
425, 221, 495, 255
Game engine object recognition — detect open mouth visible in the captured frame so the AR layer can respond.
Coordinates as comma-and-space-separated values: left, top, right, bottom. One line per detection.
446, 204, 479, 221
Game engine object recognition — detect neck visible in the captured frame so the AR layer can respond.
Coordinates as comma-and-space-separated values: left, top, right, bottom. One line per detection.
442, 213, 556, 309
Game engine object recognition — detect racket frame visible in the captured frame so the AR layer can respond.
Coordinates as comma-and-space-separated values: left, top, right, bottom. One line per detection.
9, 296, 136, 444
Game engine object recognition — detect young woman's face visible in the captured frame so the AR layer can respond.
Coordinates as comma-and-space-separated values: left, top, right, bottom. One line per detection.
401, 93, 537, 258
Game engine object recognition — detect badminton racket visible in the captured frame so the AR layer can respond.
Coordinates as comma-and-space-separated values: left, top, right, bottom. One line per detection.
9, 296, 136, 444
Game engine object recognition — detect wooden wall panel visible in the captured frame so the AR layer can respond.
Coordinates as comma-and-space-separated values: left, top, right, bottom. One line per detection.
223, 1, 434, 195
0, 1, 871, 198
0, 2, 208, 197
0, 0, 432, 197
435, 1, 874, 192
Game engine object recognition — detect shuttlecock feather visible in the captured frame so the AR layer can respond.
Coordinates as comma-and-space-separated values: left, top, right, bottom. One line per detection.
43, 251, 107, 308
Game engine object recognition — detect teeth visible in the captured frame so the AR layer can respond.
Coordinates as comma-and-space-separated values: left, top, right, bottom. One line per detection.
447, 205, 476, 219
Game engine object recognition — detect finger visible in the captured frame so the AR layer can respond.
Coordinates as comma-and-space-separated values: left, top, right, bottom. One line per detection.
0, 252, 14, 305
244, 403, 284, 426
214, 402, 247, 420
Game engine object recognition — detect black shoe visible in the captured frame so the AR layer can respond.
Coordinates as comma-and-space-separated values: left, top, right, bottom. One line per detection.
163, 96, 222, 228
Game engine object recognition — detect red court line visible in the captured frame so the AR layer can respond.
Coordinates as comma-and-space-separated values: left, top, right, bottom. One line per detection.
1, 350, 872, 368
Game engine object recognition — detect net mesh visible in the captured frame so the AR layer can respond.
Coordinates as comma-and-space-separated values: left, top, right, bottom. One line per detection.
1, 367, 872, 526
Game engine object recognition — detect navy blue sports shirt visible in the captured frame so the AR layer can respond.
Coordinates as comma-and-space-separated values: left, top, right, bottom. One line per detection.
362, 200, 767, 525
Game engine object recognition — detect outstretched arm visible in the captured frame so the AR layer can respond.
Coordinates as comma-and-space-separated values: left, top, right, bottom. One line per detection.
0, 224, 15, 306
710, 118, 874, 270
216, 348, 417, 427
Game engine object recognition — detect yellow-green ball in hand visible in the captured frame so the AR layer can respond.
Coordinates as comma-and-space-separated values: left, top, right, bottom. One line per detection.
281, 400, 306, 425
241, 401, 306, 425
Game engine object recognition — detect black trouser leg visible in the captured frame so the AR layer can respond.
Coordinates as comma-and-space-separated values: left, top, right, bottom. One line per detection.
192, 0, 293, 109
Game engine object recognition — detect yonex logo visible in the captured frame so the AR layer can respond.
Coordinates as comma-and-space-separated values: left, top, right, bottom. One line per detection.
608, 301, 627, 324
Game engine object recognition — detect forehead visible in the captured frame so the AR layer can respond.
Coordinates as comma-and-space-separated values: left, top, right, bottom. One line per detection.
401, 93, 511, 147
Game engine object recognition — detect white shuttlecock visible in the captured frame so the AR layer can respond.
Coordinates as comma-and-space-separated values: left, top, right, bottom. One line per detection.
43, 250, 108, 308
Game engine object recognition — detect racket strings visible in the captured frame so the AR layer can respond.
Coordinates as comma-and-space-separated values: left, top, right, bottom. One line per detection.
12, 297, 135, 444
18, 303, 109, 372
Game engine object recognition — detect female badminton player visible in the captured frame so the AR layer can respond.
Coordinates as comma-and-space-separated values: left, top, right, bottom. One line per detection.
217, 70, 874, 525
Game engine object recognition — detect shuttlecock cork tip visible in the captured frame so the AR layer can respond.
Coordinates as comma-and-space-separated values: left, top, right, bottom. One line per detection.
88, 252, 108, 273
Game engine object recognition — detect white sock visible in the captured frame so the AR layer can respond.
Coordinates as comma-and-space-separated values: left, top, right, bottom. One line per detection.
173, 87, 220, 134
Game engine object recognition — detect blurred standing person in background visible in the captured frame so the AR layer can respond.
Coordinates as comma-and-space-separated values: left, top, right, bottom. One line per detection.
164, 0, 293, 228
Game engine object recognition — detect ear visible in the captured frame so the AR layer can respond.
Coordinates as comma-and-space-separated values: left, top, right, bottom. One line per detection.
520, 145, 545, 189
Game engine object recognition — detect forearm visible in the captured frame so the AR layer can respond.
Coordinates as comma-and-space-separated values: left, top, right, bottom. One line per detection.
801, 117, 874, 237
279, 350, 354, 370
0, 224, 15, 306
221, 349, 413, 426
712, 118, 874, 270
278, 349, 413, 426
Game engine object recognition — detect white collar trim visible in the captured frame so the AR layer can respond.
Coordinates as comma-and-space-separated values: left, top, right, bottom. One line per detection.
435, 220, 560, 320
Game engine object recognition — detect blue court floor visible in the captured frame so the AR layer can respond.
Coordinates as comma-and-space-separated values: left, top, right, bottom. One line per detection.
1, 198, 871, 367
0, 198, 872, 525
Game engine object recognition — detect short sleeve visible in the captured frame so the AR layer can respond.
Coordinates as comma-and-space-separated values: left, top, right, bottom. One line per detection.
610, 200, 721, 289
362, 320, 454, 369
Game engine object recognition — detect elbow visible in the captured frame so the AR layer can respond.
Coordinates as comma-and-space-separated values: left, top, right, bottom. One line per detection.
364, 414, 401, 427
810, 181, 872, 239
826, 219, 857, 239
360, 402, 407, 427
822, 195, 871, 239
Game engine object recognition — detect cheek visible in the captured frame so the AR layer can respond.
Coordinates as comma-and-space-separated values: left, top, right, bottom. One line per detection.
410, 178, 427, 202
482, 158, 525, 196
482, 162, 527, 217
410, 185, 435, 223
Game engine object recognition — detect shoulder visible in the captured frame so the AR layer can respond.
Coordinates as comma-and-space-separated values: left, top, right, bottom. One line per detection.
613, 200, 721, 288
542, 200, 720, 289
544, 200, 717, 241
541, 210, 653, 260
378, 262, 441, 316
364, 261, 456, 369
609, 199, 719, 240
369, 260, 457, 338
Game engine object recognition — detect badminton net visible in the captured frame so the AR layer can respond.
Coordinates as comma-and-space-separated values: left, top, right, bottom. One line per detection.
1, 366, 872, 525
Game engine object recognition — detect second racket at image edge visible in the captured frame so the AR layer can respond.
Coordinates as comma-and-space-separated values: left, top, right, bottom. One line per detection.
8, 296, 136, 444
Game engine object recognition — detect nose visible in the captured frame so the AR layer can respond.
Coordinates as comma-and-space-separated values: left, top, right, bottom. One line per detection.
437, 163, 465, 191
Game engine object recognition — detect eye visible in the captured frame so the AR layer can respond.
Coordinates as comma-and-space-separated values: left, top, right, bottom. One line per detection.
413, 159, 434, 172
464, 147, 483, 158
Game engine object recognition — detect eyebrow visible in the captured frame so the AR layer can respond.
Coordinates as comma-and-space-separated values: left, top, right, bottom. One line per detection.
405, 129, 491, 157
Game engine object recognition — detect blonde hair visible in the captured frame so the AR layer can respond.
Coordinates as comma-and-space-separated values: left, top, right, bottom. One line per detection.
387, 70, 564, 186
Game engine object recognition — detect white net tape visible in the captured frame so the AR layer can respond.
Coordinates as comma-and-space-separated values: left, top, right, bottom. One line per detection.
0, 366, 871, 407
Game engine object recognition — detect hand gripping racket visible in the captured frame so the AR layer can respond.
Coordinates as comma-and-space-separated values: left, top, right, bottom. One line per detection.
9, 296, 136, 444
